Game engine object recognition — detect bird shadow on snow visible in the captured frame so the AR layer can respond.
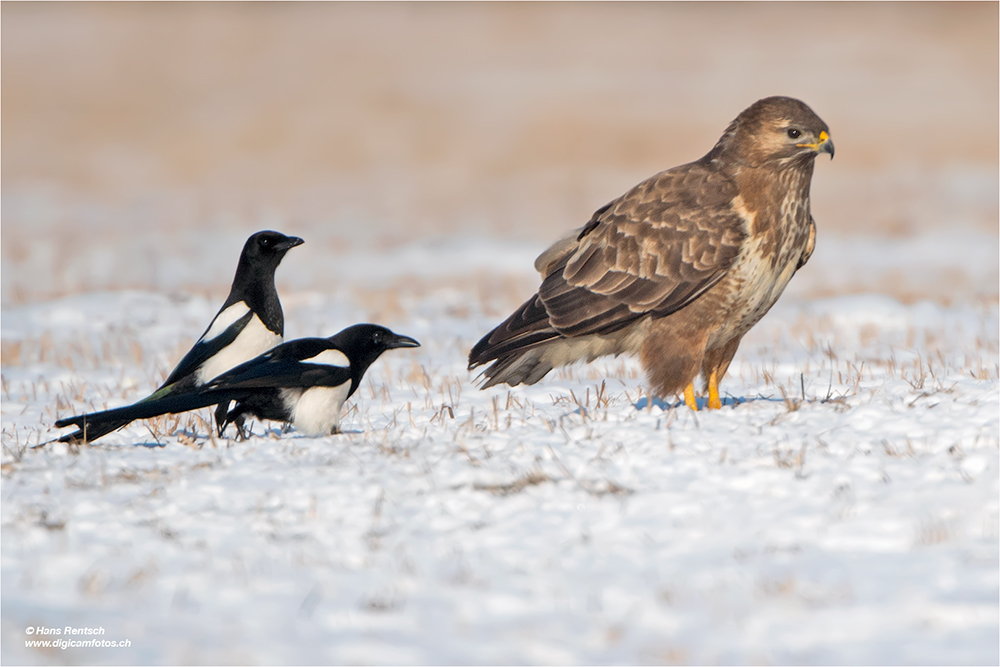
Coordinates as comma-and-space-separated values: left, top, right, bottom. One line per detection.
632, 394, 788, 411
132, 440, 168, 449
560, 394, 793, 419
124, 425, 366, 448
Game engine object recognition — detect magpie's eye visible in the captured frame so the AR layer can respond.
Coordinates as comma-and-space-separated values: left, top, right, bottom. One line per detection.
260, 238, 272, 247
372, 331, 383, 345
787, 128, 802, 139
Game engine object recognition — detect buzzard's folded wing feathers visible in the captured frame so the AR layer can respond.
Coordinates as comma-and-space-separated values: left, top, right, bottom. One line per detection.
797, 215, 817, 270
535, 164, 745, 339
586, 269, 638, 295
470, 161, 747, 367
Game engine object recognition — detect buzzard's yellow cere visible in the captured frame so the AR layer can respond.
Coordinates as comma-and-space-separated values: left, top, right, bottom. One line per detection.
469, 96, 834, 409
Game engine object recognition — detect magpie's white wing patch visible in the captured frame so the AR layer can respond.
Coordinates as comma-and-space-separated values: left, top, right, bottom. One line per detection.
303, 349, 350, 368
197, 314, 282, 384
201, 302, 251, 342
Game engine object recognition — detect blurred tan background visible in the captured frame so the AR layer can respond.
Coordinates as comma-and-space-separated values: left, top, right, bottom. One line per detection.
2, 2, 997, 304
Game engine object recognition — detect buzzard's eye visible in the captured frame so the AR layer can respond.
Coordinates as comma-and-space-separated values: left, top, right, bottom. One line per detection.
787, 128, 801, 139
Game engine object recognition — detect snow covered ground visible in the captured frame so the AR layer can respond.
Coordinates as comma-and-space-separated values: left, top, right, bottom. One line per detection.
3, 4, 997, 663
2, 236, 998, 665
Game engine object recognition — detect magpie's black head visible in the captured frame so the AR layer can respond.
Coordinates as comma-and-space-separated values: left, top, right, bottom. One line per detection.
224, 230, 304, 326
328, 324, 420, 397
242, 230, 304, 268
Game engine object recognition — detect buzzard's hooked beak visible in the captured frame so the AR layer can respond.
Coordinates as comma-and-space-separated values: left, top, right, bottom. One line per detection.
798, 130, 834, 159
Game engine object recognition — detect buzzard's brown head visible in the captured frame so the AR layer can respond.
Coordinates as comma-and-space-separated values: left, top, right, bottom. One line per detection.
709, 96, 834, 168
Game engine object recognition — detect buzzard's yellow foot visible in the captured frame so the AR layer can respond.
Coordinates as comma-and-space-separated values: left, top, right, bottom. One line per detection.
707, 370, 722, 410
683, 383, 698, 411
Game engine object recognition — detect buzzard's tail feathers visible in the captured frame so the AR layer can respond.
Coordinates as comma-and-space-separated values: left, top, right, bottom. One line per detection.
469, 293, 565, 388
468, 295, 561, 368
477, 348, 556, 389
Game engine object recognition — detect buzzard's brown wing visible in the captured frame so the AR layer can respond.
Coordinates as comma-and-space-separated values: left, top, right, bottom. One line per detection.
542, 163, 745, 335
470, 161, 747, 368
797, 215, 817, 270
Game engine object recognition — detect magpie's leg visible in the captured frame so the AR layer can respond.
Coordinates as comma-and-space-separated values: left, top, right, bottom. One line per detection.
214, 402, 231, 437
234, 414, 250, 441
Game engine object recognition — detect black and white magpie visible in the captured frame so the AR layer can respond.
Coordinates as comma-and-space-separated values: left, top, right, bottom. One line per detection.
215, 324, 420, 437
54, 230, 303, 444
53, 324, 419, 440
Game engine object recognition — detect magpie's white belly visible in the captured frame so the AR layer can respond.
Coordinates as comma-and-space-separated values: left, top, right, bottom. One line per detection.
197, 312, 282, 384
285, 383, 351, 437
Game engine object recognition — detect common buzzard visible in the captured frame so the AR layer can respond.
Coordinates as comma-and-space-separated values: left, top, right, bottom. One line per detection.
468, 96, 833, 410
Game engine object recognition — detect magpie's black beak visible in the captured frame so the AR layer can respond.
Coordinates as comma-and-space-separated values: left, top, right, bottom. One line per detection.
387, 333, 420, 349
277, 236, 305, 252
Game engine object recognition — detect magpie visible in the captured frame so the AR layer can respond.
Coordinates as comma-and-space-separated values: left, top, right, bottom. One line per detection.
53, 324, 419, 440
54, 230, 303, 444
216, 324, 420, 437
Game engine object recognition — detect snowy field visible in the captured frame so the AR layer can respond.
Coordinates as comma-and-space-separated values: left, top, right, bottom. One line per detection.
2, 236, 998, 665
3, 3, 998, 665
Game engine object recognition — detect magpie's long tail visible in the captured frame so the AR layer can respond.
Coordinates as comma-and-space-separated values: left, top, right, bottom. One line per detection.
54, 418, 131, 445
54, 389, 240, 444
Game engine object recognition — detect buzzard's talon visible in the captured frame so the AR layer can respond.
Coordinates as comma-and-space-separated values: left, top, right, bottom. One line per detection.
707, 370, 722, 410
683, 383, 699, 411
